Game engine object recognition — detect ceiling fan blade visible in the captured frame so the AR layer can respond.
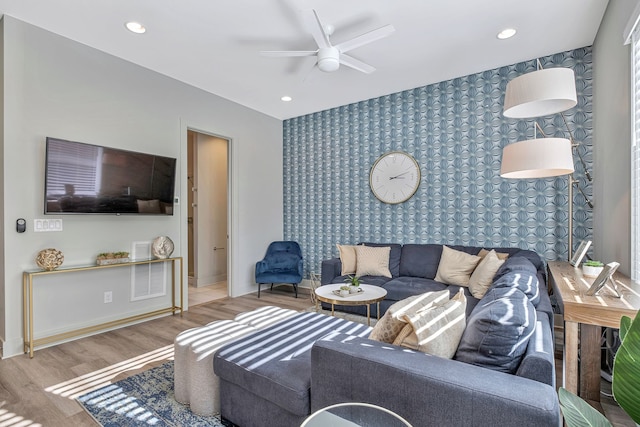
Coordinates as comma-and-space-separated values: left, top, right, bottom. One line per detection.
260, 50, 317, 57
305, 9, 332, 49
340, 54, 376, 74
336, 24, 395, 53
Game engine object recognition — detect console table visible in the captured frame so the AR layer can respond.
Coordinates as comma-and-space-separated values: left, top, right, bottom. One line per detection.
547, 261, 640, 401
23, 257, 183, 358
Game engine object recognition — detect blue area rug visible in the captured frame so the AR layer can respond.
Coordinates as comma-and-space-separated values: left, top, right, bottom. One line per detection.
77, 361, 224, 426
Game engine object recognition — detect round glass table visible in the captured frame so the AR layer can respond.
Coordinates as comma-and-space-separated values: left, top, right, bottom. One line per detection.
301, 402, 412, 427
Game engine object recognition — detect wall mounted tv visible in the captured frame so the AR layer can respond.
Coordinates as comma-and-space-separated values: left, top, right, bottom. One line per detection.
44, 137, 177, 215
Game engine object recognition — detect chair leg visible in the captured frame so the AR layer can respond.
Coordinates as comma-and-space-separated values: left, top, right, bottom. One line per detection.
270, 283, 274, 292
258, 283, 261, 298
293, 283, 298, 298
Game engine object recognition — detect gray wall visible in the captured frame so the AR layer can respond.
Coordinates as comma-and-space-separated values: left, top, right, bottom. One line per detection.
592, 0, 635, 274
1, 16, 283, 357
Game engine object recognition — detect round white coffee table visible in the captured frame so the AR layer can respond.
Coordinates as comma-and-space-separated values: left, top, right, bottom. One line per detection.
314, 284, 387, 326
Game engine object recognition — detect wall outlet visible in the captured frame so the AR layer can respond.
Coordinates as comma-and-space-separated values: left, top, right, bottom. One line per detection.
104, 291, 113, 304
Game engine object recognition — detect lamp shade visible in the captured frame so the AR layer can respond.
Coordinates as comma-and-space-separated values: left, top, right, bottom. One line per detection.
500, 137, 574, 179
503, 68, 577, 118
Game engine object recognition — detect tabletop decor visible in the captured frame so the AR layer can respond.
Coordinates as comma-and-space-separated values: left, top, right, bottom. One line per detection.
96, 251, 130, 266
582, 260, 604, 278
35, 248, 64, 271
152, 236, 175, 259
344, 275, 361, 293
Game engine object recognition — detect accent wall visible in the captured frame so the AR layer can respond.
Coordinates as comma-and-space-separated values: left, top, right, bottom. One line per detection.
283, 47, 593, 276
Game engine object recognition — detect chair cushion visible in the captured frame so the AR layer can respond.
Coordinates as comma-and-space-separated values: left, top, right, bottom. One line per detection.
267, 252, 301, 270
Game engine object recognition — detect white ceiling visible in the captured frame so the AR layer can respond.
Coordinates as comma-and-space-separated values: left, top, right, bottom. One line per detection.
0, 0, 609, 120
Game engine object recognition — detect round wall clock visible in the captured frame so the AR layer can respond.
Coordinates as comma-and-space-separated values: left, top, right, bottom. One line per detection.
369, 151, 421, 204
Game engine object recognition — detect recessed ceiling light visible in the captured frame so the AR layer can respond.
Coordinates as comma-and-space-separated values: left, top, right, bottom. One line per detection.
281, 96, 292, 102
497, 28, 517, 40
125, 21, 146, 34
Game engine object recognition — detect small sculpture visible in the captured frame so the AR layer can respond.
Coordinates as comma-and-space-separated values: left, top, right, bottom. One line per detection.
36, 248, 64, 271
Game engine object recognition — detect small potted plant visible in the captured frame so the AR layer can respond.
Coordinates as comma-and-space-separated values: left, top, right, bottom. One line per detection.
339, 285, 350, 297
96, 251, 130, 266
344, 275, 361, 293
582, 260, 604, 278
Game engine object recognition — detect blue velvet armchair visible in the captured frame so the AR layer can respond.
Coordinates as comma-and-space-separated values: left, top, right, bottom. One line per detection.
255, 241, 303, 298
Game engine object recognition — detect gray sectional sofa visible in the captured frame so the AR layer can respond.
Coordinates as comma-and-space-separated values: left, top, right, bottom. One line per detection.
214, 243, 560, 426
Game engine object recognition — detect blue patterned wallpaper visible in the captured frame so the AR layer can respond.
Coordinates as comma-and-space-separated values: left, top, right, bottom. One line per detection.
283, 47, 593, 275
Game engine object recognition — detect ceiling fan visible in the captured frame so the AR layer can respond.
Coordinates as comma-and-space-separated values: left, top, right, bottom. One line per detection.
260, 9, 395, 74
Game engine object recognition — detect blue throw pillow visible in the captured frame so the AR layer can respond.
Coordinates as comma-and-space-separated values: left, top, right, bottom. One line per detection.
454, 286, 537, 374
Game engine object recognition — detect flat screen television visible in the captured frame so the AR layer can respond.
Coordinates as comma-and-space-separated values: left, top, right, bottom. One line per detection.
44, 137, 177, 215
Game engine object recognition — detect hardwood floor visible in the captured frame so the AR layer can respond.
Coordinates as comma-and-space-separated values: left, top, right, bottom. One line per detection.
0, 286, 634, 426
0, 286, 310, 427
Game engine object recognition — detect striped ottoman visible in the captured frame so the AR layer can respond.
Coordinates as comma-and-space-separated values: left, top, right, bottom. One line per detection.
213, 311, 372, 427
173, 305, 297, 415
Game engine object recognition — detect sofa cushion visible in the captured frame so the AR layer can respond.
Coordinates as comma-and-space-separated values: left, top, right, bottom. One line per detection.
369, 290, 450, 343
393, 289, 467, 358
468, 250, 505, 299
355, 245, 392, 278
336, 244, 358, 275
492, 257, 541, 306
213, 312, 371, 417
361, 242, 402, 277
381, 277, 448, 302
399, 244, 443, 279
434, 246, 481, 286
454, 286, 537, 374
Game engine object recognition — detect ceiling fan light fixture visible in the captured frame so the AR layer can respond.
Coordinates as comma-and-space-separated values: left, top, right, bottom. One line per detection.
125, 21, 146, 34
317, 47, 340, 72
281, 96, 292, 102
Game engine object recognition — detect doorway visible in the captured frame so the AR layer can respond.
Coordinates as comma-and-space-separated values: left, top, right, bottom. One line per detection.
187, 130, 229, 306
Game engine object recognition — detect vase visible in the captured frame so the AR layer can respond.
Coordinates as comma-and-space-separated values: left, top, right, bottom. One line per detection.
349, 285, 360, 294
339, 290, 349, 297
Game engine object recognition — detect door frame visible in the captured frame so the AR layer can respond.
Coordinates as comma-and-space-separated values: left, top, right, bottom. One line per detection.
180, 121, 235, 309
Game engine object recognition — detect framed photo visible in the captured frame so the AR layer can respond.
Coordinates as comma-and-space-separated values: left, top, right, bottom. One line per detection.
586, 262, 620, 296
570, 240, 592, 267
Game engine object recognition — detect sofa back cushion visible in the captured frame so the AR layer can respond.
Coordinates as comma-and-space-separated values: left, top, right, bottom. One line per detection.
492, 256, 541, 307
399, 244, 443, 279
454, 286, 537, 374
360, 243, 402, 277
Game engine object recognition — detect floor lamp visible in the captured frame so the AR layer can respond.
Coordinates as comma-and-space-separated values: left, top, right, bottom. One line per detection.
500, 66, 592, 261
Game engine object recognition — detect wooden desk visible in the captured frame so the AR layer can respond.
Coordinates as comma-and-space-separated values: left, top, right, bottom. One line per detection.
547, 261, 640, 401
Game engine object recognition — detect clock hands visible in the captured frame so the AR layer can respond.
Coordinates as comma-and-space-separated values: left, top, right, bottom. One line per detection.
389, 171, 409, 180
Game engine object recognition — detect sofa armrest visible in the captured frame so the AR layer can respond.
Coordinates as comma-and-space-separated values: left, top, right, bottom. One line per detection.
321, 258, 342, 285
311, 334, 560, 427
516, 313, 555, 387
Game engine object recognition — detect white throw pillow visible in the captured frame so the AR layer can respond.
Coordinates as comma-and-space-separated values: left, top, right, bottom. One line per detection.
392, 289, 467, 359
355, 245, 391, 278
468, 249, 505, 299
336, 244, 358, 275
369, 290, 450, 343
434, 246, 481, 286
